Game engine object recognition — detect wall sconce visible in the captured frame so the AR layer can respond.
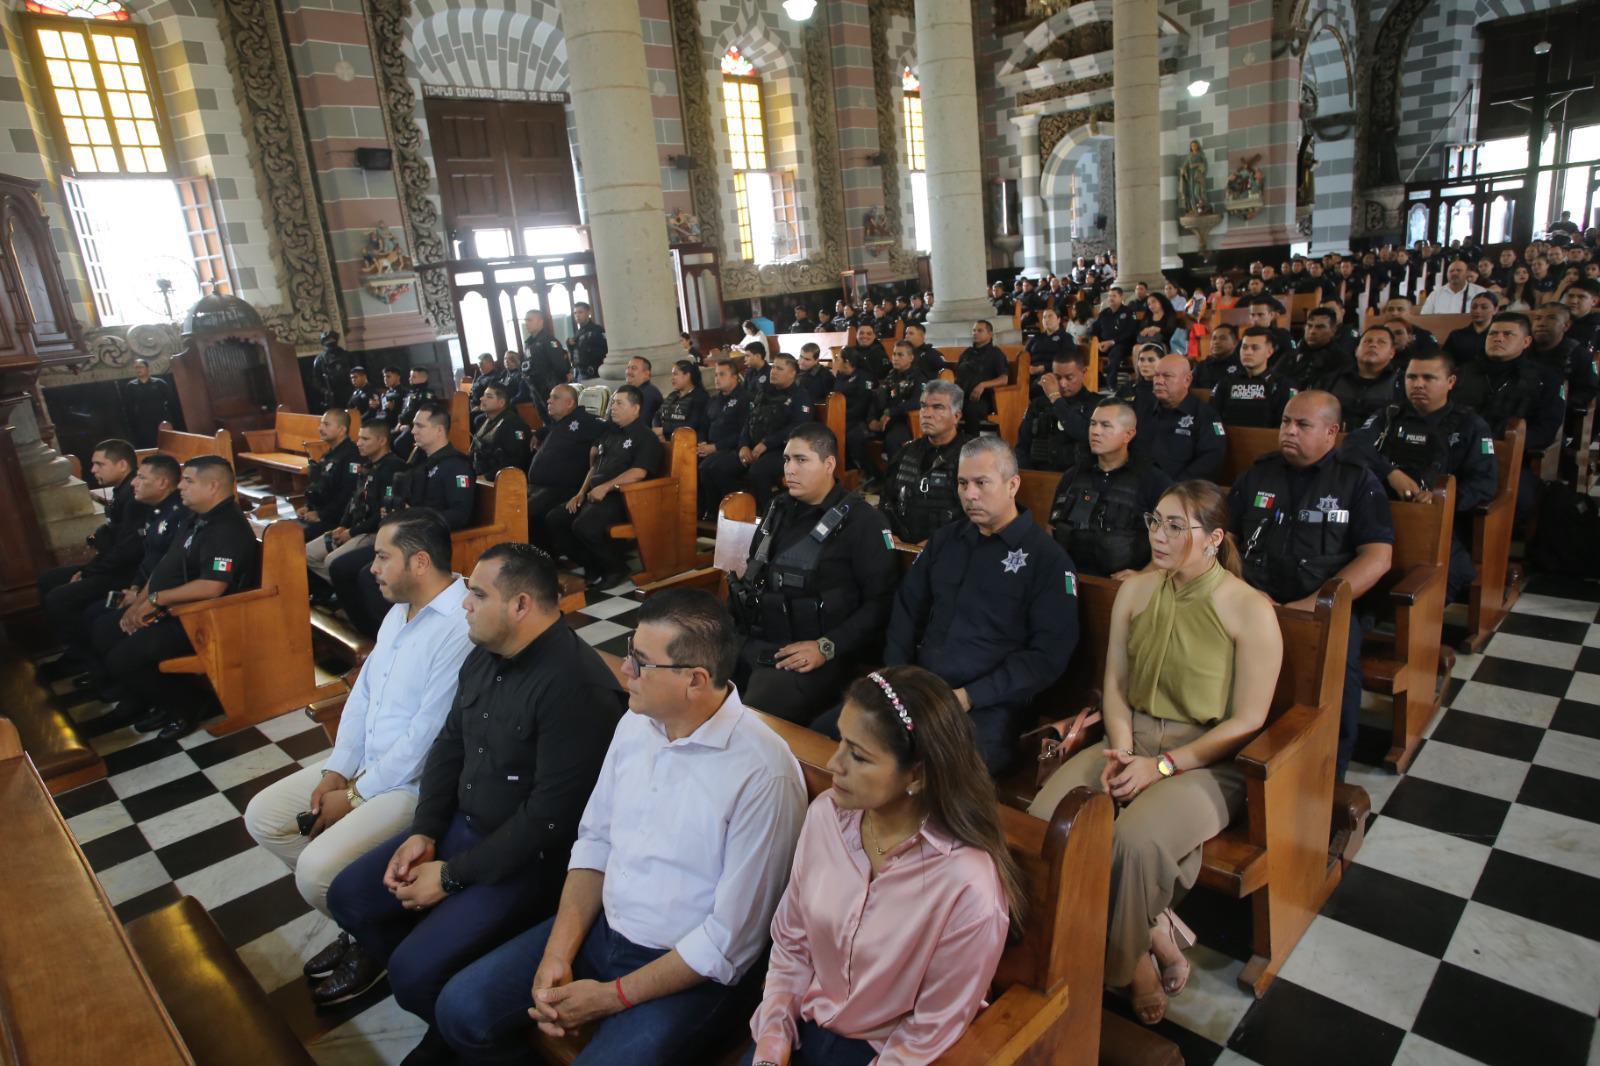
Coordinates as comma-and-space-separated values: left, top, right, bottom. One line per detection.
1187, 79, 1211, 97
783, 0, 817, 19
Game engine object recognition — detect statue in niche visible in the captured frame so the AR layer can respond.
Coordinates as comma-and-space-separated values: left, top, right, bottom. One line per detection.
1225, 153, 1265, 220
1177, 140, 1213, 217
1297, 135, 1317, 208
666, 209, 703, 245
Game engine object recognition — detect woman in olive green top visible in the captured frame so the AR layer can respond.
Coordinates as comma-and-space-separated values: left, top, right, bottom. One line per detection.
1029, 480, 1282, 1025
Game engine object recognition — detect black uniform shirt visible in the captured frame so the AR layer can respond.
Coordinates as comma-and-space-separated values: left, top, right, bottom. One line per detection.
1228, 450, 1394, 559
472, 409, 533, 478
346, 452, 408, 535
591, 417, 663, 483
1134, 392, 1227, 481
307, 437, 361, 519
410, 620, 625, 885
1212, 368, 1294, 428
83, 477, 148, 579
654, 387, 711, 440
841, 342, 890, 380
394, 444, 477, 529
741, 384, 813, 451
705, 386, 749, 452
132, 492, 189, 585
1343, 400, 1499, 512
911, 343, 946, 380
797, 365, 836, 405
569, 322, 610, 377
529, 408, 607, 491
147, 499, 260, 597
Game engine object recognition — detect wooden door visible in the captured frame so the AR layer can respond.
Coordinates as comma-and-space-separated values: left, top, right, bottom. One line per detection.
425, 98, 578, 252
503, 106, 578, 227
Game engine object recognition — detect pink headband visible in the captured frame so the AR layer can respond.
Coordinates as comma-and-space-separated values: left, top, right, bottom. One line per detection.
868, 672, 913, 732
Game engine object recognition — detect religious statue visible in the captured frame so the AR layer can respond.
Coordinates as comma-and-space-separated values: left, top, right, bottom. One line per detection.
862, 206, 892, 245
666, 209, 703, 244
1296, 135, 1317, 208
1177, 140, 1212, 217
359, 224, 416, 305
1224, 153, 1266, 220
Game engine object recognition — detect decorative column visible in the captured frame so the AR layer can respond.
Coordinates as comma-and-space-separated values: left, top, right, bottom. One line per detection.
1012, 113, 1048, 276
916, 0, 1018, 343
1112, 0, 1162, 289
559, 0, 683, 380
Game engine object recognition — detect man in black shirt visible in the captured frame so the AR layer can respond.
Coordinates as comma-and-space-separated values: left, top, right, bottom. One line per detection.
883, 380, 971, 543
868, 340, 924, 463
93, 456, 260, 739
393, 367, 438, 457
1277, 308, 1352, 390
348, 366, 378, 423
1564, 279, 1600, 348
568, 302, 609, 379
623, 357, 664, 425
696, 360, 749, 518
1443, 292, 1499, 366
1212, 327, 1294, 428
1532, 304, 1600, 412
1453, 312, 1565, 450
296, 409, 362, 541
1049, 399, 1170, 577
312, 331, 354, 410
1090, 287, 1140, 388
1136, 354, 1226, 481
728, 423, 897, 722
902, 320, 945, 379
840, 321, 889, 379
468, 353, 504, 421
378, 366, 408, 430
795, 343, 835, 404
1193, 322, 1242, 390
989, 281, 1015, 317
787, 305, 814, 332
705, 353, 814, 512
954, 319, 1009, 431
741, 342, 772, 393
1325, 324, 1403, 431
470, 383, 532, 479
528, 384, 607, 548
545, 385, 664, 590
122, 359, 176, 448
307, 420, 406, 587
1017, 349, 1095, 470
325, 543, 623, 1052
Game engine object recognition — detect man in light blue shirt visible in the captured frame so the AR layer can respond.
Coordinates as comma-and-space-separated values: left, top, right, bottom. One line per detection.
245, 509, 472, 967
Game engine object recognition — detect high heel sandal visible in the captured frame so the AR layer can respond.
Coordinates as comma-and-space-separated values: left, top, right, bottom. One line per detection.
1152, 909, 1196, 996
1130, 954, 1169, 1025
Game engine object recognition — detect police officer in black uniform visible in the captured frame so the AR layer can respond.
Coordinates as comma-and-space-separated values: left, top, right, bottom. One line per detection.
468, 354, 504, 429
544, 385, 663, 589
1277, 308, 1353, 391
1049, 399, 1170, 577
1452, 312, 1566, 453
840, 322, 890, 380
568, 302, 608, 379
470, 382, 532, 479
1532, 304, 1600, 414
331, 401, 476, 637
988, 281, 1015, 318
868, 340, 924, 465
1137, 354, 1227, 481
522, 310, 569, 418
1017, 349, 1096, 471
391, 367, 437, 456
883, 379, 972, 543
1443, 293, 1498, 367
295, 408, 361, 540
1025, 306, 1078, 391
955, 320, 1010, 432
348, 367, 378, 423
306, 420, 406, 592
696, 359, 750, 517
725, 352, 815, 510
1089, 287, 1140, 388
1193, 322, 1242, 391
742, 341, 773, 393
528, 383, 607, 549
1343, 350, 1498, 601
1325, 324, 1404, 431
94, 455, 261, 739
377, 366, 408, 429
728, 423, 897, 723
795, 343, 835, 404
122, 359, 177, 448
312, 331, 354, 410
1213, 327, 1296, 428
902, 321, 945, 380
1228, 391, 1395, 779
787, 305, 815, 332
654, 359, 710, 442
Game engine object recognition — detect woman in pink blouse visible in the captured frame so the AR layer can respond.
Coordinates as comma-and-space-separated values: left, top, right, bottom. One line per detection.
743, 666, 1022, 1066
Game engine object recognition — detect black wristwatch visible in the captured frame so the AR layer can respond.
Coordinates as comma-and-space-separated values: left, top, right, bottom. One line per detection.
439, 862, 464, 895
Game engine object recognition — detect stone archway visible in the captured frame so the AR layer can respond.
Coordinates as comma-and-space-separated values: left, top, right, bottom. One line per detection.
1041, 122, 1116, 270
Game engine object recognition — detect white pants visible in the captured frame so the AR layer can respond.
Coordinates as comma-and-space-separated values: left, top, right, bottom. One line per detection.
306, 532, 375, 583
243, 761, 416, 916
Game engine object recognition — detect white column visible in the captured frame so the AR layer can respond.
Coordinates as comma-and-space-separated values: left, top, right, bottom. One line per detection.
916, 0, 1018, 343
560, 0, 682, 381
1112, 0, 1162, 289
1011, 113, 1047, 276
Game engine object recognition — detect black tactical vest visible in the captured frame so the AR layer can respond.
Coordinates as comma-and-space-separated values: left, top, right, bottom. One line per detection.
1050, 462, 1148, 576
1238, 454, 1369, 603
890, 435, 966, 542
730, 491, 862, 642
1380, 406, 1463, 490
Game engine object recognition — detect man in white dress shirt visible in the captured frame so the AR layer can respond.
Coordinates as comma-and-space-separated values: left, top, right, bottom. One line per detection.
244, 510, 472, 968
431, 589, 807, 1064
1420, 259, 1488, 315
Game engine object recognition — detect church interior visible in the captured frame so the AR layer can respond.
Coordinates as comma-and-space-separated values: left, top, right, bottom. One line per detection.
1, 0, 1598, 1062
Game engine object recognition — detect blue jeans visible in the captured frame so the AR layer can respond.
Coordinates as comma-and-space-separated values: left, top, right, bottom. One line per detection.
325, 813, 561, 1026
436, 911, 762, 1065
735, 1019, 876, 1065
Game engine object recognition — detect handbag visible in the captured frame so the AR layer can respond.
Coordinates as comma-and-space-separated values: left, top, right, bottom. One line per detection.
1021, 701, 1102, 789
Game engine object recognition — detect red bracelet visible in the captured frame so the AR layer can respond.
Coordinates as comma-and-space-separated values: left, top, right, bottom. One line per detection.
615, 976, 634, 1010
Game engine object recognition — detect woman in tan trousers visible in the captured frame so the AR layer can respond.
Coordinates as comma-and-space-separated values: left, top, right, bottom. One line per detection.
1028, 480, 1282, 1024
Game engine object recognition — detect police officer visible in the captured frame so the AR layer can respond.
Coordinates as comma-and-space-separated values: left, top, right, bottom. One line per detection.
868, 340, 925, 464
787, 305, 815, 332
1531, 304, 1599, 413
347, 367, 378, 423
1137, 354, 1227, 481
1213, 327, 1295, 428
1452, 312, 1565, 452
906, 293, 929, 325
1343, 351, 1497, 602
883, 379, 972, 543
840, 322, 890, 379
567, 301, 608, 379
903, 321, 945, 379
312, 331, 353, 410
742, 341, 773, 393
295, 409, 361, 540
468, 353, 504, 428
795, 343, 835, 404
824, 347, 874, 475
955, 319, 1010, 431
620, 356, 663, 426
1276, 308, 1353, 391
654, 359, 710, 442
1089, 287, 1139, 387
696, 358, 750, 517
728, 352, 814, 511
544, 385, 663, 590
1025, 306, 1078, 391
1242, 295, 1296, 358
470, 382, 532, 479
1228, 391, 1394, 779
728, 423, 897, 723
391, 366, 436, 456
988, 281, 1015, 317
1017, 349, 1096, 471
377, 366, 408, 430
1193, 322, 1242, 391
331, 401, 475, 638
528, 383, 607, 548
522, 310, 569, 420
306, 420, 405, 588
1049, 399, 1171, 577
1443, 292, 1499, 367
122, 359, 177, 448
1325, 324, 1404, 431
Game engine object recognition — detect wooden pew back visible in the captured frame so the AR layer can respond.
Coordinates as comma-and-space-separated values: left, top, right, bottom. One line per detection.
1464, 420, 1525, 652
135, 423, 233, 466
614, 428, 700, 582
1018, 469, 1062, 529
516, 401, 544, 432
448, 391, 471, 454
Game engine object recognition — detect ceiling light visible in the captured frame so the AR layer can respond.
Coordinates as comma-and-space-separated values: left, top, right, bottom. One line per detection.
1187, 79, 1210, 97
782, 0, 817, 19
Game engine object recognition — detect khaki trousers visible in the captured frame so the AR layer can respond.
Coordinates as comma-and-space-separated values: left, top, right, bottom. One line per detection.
306, 532, 375, 583
243, 761, 417, 916
1027, 710, 1244, 987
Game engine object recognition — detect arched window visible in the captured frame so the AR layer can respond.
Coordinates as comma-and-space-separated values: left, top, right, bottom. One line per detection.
720, 45, 799, 264
902, 66, 929, 251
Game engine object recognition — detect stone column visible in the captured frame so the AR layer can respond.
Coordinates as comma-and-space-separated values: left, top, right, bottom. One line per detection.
560, 0, 683, 381
1112, 0, 1162, 289
916, 0, 1017, 343
1012, 113, 1048, 276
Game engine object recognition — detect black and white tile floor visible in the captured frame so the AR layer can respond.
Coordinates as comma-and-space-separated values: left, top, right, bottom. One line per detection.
42, 574, 1600, 1065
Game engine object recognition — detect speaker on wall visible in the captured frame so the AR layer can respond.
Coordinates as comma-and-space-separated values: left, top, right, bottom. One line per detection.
355, 147, 393, 171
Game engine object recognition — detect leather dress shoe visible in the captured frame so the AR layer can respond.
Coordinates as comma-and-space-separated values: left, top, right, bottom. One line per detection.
399, 1027, 455, 1066
156, 714, 198, 742
585, 569, 628, 591
134, 707, 170, 733
303, 932, 353, 980
311, 947, 386, 1007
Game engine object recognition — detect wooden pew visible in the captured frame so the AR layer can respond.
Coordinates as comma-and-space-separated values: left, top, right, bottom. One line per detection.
1560, 397, 1595, 492
456, 466, 530, 578
447, 390, 471, 454
1219, 425, 1283, 485
1287, 291, 1320, 329
135, 422, 233, 466
1461, 420, 1525, 653
237, 406, 362, 491
158, 521, 347, 736
516, 401, 545, 432
610, 428, 701, 584
1017, 469, 1062, 525
2, 643, 106, 794
1359, 480, 1455, 772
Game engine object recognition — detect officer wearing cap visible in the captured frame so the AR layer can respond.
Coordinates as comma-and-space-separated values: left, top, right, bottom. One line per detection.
882, 379, 972, 544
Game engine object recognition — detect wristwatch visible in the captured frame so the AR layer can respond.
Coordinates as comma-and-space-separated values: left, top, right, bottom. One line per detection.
1156, 752, 1179, 778
817, 637, 836, 662
439, 862, 464, 895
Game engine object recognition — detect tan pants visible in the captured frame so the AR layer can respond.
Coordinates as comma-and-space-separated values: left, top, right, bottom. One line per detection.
306, 532, 375, 583
243, 762, 417, 916
1027, 710, 1244, 987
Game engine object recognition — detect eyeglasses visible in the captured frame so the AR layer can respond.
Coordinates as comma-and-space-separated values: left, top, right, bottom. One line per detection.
1143, 512, 1205, 537
623, 635, 703, 675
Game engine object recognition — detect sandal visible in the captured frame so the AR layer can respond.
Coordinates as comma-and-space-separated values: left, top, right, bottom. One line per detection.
1129, 954, 1169, 1025
1152, 909, 1196, 996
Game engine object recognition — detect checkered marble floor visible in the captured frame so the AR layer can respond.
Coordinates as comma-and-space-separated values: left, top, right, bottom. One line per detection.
42, 574, 1600, 1066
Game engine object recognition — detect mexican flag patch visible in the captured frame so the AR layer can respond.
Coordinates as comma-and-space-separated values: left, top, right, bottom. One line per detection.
348, 462, 361, 473
1480, 438, 1495, 455
1065, 572, 1078, 595
1212, 422, 1227, 436
1253, 491, 1276, 509
456, 474, 471, 488
212, 557, 233, 573
882, 530, 894, 550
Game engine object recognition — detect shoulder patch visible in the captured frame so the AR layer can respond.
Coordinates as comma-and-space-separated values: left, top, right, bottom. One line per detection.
1479, 437, 1494, 455
455, 474, 471, 488
1212, 421, 1227, 436
1065, 571, 1078, 595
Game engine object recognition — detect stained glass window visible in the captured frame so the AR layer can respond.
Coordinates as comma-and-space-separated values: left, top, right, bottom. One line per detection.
25, 0, 130, 20
902, 65, 921, 93
720, 45, 756, 77
902, 79, 925, 172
